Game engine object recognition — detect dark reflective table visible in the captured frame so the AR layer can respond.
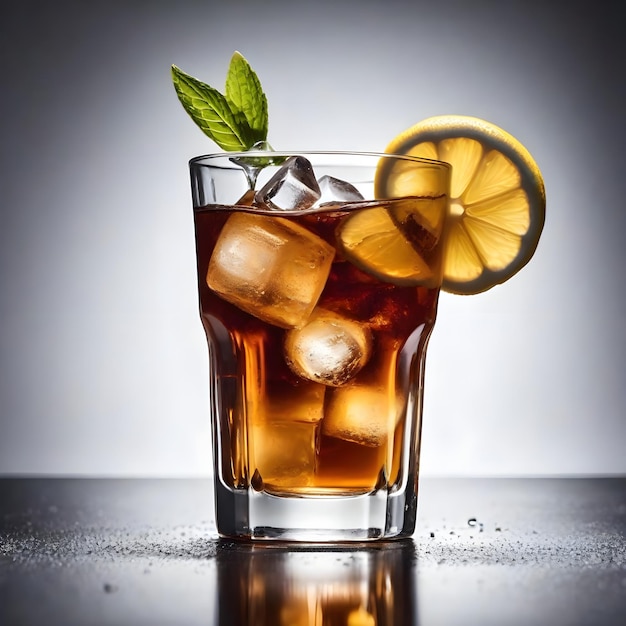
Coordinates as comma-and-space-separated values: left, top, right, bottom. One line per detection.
1, 477, 625, 625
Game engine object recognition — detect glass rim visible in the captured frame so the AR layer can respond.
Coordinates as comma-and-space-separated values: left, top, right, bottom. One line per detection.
189, 150, 451, 170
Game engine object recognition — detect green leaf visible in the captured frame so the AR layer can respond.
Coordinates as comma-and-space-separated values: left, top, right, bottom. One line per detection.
171, 64, 252, 151
225, 51, 268, 145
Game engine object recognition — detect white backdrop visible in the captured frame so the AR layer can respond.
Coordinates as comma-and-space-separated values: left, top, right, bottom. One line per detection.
1, 0, 624, 476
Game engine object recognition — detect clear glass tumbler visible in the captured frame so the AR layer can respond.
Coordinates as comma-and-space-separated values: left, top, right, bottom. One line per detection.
190, 151, 450, 541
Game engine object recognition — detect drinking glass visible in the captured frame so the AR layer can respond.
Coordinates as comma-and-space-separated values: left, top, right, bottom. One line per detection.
190, 151, 450, 541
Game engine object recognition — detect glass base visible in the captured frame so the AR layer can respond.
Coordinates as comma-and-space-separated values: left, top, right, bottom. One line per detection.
214, 480, 417, 542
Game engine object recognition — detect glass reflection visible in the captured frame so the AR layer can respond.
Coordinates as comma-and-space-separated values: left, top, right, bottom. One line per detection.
215, 540, 418, 625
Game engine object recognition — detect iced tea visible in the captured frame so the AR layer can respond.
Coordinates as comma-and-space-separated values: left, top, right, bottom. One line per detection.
191, 151, 449, 540
194, 199, 443, 495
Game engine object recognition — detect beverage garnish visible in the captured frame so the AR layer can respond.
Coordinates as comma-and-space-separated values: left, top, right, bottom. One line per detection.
172, 51, 268, 151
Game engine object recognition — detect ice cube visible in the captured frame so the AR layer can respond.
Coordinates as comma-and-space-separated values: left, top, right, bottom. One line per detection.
251, 420, 319, 488
255, 155, 321, 211
321, 385, 398, 447
249, 382, 324, 488
207, 212, 335, 328
259, 382, 326, 424
283, 308, 373, 386
316, 175, 364, 205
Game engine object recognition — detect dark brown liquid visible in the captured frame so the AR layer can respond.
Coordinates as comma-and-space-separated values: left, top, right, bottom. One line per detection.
194, 205, 439, 495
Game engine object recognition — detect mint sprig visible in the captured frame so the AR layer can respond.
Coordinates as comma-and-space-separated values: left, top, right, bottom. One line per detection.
171, 52, 268, 152
225, 52, 268, 144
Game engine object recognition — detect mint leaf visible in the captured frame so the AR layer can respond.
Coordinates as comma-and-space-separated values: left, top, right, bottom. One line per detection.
225, 51, 268, 146
171, 64, 252, 151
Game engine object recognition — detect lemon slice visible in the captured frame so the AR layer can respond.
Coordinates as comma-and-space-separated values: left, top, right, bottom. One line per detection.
337, 204, 438, 287
381, 115, 546, 294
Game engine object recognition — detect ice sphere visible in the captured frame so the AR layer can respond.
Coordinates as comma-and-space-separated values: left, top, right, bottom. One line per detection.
255, 155, 321, 211
316, 175, 364, 205
283, 308, 373, 386
321, 385, 398, 447
251, 420, 319, 488
207, 212, 335, 328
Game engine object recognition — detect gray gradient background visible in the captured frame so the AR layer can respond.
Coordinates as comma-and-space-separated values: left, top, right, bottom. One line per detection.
1, 0, 624, 476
